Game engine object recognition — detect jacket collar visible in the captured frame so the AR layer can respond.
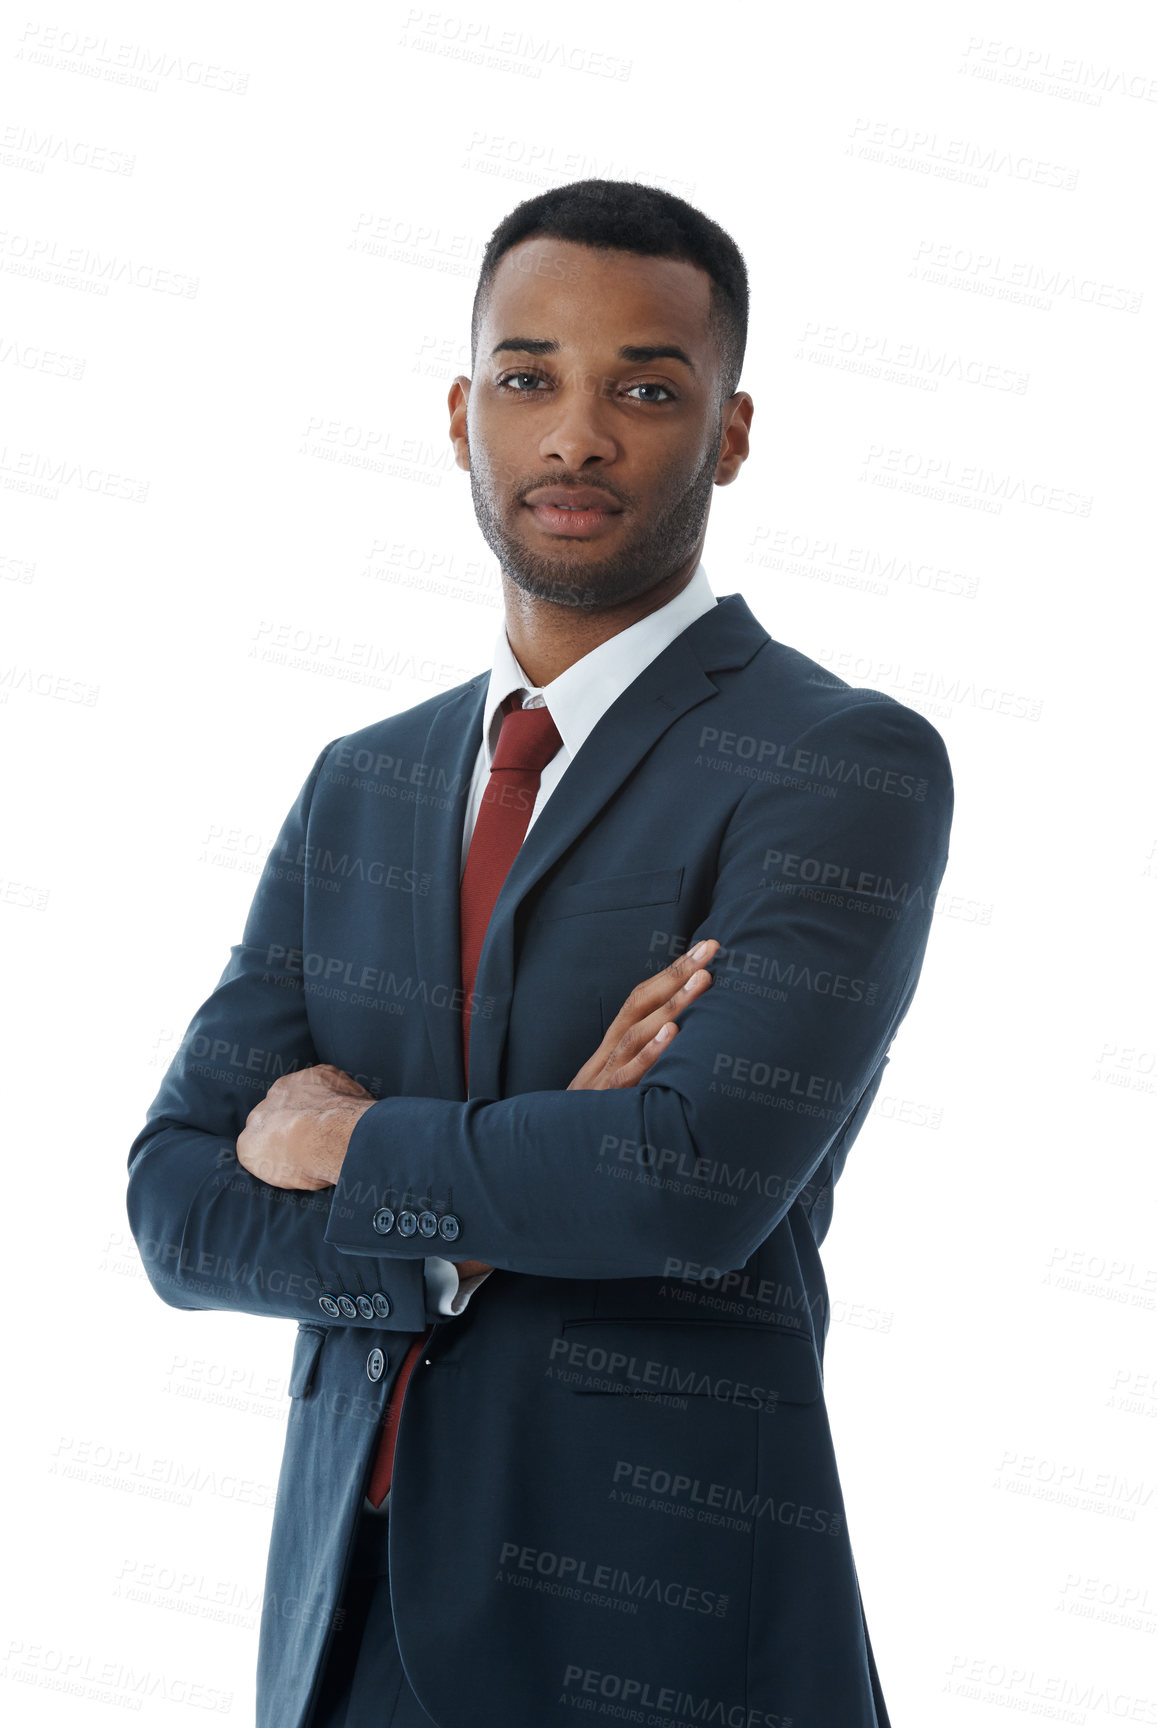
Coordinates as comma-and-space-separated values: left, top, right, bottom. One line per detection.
479, 558, 717, 768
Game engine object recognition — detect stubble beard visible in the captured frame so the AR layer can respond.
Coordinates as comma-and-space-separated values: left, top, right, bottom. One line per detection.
469, 428, 722, 611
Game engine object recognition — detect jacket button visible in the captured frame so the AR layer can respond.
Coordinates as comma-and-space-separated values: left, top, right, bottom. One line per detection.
417, 1210, 439, 1237
396, 1210, 418, 1237
318, 1295, 340, 1317
356, 1295, 374, 1320
438, 1213, 461, 1242
373, 1207, 395, 1235
372, 1292, 391, 1319
366, 1348, 386, 1382
337, 1295, 358, 1319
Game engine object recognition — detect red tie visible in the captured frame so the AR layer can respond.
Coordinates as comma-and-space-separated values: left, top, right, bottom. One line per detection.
364, 691, 563, 1507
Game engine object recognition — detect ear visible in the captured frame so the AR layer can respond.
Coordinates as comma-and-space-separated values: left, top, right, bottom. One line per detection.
713, 392, 753, 487
448, 376, 471, 472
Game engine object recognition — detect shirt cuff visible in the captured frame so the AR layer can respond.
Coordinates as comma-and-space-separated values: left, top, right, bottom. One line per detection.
424, 1255, 494, 1316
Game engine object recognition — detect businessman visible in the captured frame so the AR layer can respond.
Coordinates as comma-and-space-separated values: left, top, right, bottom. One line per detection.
128, 179, 953, 1728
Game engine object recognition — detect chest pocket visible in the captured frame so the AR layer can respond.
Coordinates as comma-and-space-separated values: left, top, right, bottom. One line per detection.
540, 866, 684, 921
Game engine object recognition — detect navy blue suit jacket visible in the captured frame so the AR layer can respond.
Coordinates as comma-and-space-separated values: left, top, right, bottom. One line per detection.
127, 590, 953, 1728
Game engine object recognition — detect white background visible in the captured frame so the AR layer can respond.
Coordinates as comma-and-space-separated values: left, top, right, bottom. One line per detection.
3, 2, 1155, 1723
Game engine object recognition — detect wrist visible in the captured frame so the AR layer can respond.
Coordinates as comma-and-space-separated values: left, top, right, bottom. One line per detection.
309, 1097, 374, 1187
452, 1258, 493, 1279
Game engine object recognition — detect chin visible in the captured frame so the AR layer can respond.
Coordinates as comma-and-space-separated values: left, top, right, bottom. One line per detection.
504, 555, 653, 612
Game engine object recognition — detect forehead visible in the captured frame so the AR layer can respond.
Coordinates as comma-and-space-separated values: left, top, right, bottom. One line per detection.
481, 238, 714, 352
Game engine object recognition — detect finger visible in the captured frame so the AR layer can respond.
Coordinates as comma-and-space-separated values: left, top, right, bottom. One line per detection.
652, 938, 720, 1000
597, 969, 711, 1084
602, 939, 720, 1044
309, 1064, 374, 1098
602, 1020, 680, 1090
603, 963, 715, 1071
570, 940, 721, 1091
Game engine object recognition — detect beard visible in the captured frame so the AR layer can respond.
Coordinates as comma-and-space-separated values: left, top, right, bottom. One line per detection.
468, 425, 722, 611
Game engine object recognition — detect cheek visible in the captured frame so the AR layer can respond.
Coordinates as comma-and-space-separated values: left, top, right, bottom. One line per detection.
469, 428, 521, 502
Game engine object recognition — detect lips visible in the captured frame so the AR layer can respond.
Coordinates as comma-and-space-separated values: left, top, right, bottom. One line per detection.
522, 487, 622, 512
522, 496, 623, 538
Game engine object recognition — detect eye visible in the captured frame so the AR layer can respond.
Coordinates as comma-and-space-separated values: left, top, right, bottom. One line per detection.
493, 371, 676, 403
496, 371, 548, 392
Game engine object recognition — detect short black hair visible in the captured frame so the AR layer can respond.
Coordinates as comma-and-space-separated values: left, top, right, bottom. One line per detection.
470, 179, 749, 404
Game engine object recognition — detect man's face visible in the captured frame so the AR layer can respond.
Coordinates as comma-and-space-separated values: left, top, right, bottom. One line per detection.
453, 238, 739, 610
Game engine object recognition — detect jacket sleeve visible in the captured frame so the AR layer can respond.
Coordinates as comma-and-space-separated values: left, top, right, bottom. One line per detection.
125, 738, 431, 1332
324, 697, 953, 1280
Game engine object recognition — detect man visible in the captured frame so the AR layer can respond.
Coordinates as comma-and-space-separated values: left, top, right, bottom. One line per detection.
128, 179, 953, 1728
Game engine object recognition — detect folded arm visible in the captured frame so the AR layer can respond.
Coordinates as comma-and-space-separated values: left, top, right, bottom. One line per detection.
324, 699, 953, 1280
125, 739, 432, 1331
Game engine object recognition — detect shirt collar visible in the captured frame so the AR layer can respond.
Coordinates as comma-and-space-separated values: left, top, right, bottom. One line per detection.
481, 559, 717, 767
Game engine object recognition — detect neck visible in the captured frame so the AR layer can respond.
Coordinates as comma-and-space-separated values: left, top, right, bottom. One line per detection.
501, 554, 700, 688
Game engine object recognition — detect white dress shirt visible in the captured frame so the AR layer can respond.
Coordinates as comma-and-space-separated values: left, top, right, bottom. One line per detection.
422, 557, 718, 1317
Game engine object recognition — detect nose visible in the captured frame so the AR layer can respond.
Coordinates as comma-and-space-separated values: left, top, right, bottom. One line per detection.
537, 372, 618, 469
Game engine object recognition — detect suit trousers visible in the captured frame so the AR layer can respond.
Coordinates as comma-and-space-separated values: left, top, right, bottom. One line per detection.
308, 1501, 437, 1727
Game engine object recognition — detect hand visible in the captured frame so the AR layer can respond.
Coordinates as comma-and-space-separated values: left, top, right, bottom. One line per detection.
567, 938, 720, 1091
451, 939, 719, 1280
236, 1063, 375, 1190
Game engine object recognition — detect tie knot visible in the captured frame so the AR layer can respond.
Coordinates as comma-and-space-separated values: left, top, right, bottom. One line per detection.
491, 698, 563, 776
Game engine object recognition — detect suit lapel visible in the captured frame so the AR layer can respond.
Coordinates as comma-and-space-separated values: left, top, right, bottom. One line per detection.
409, 592, 769, 1101
408, 678, 486, 1101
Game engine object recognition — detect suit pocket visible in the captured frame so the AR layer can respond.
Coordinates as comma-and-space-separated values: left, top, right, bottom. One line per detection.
558, 1318, 821, 1409
288, 1323, 326, 1399
539, 866, 684, 921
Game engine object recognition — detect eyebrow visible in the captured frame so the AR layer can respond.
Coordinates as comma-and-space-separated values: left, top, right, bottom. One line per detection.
490, 337, 697, 374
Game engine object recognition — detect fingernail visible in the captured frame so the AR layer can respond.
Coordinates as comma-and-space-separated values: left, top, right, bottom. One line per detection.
656, 1022, 675, 1041
690, 940, 709, 960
